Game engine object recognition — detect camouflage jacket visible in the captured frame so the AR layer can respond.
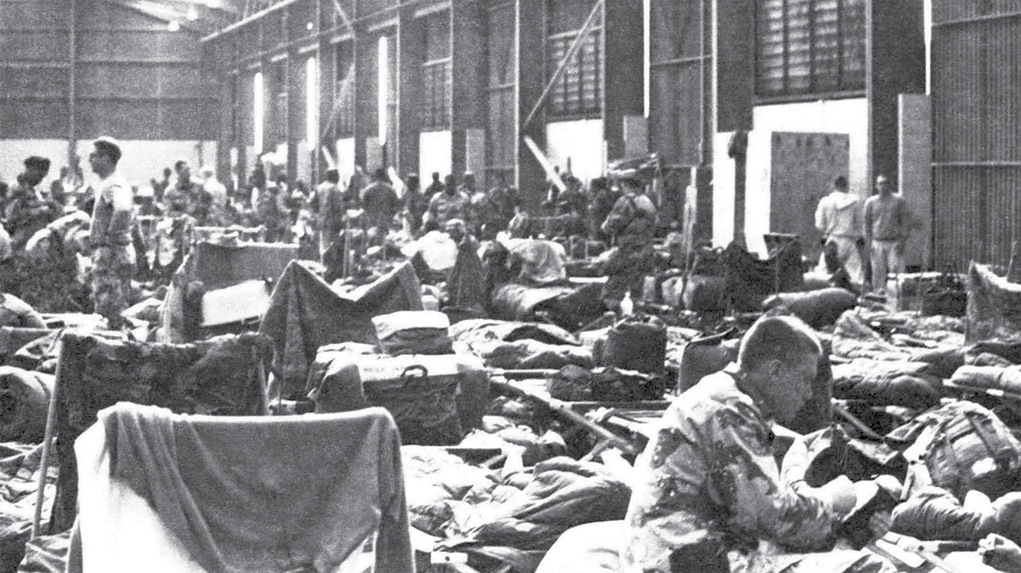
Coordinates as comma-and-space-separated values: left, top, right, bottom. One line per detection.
622, 366, 837, 573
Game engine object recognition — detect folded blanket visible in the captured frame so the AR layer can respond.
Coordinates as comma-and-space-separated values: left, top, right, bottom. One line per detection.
831, 359, 942, 409
891, 486, 1021, 543
438, 457, 632, 552
951, 365, 1021, 395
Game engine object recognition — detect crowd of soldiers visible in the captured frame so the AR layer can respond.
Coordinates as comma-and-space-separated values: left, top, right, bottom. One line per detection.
0, 151, 643, 263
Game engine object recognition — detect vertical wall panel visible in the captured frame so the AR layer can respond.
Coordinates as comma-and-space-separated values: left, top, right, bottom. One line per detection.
932, 2, 1021, 269
649, 0, 712, 167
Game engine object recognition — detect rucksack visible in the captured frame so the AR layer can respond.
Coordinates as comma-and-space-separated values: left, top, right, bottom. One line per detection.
887, 400, 1021, 500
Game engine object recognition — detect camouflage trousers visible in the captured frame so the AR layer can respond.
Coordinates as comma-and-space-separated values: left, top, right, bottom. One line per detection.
601, 244, 656, 310
91, 244, 135, 329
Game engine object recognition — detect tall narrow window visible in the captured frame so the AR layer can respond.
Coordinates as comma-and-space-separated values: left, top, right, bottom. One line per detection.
306, 57, 318, 149
333, 42, 355, 137
378, 36, 388, 146
422, 12, 451, 131
755, 0, 866, 98
547, 0, 603, 119
254, 71, 264, 152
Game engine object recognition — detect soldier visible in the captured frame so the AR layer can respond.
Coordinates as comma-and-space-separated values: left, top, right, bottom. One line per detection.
599, 172, 657, 315
314, 169, 344, 260
426, 174, 469, 228
87, 137, 135, 330
5, 156, 60, 251
623, 316, 893, 573
163, 159, 198, 218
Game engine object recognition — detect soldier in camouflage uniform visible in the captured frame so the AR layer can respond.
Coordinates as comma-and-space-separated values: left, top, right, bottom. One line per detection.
623, 316, 894, 573
599, 172, 657, 315
5, 156, 60, 251
87, 137, 135, 330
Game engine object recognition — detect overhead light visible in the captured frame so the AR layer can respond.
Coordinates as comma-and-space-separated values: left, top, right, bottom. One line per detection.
186, 7, 198, 21
306, 22, 313, 31
167, 20, 181, 31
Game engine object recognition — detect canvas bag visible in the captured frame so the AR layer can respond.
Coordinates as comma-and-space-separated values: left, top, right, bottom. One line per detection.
888, 400, 1021, 499
310, 353, 490, 446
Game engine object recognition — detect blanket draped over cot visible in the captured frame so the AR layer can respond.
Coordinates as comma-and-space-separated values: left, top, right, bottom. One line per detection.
160, 241, 299, 343
967, 262, 1021, 343
258, 261, 423, 400
67, 403, 413, 573
49, 331, 272, 533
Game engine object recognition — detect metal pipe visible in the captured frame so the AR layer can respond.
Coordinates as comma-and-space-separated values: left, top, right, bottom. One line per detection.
931, 9, 1021, 28
699, 0, 706, 166
68, 0, 77, 167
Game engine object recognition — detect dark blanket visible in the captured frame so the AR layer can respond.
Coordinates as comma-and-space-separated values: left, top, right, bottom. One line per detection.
0, 367, 53, 442
258, 260, 423, 400
447, 237, 487, 312
724, 241, 804, 312
71, 403, 413, 573
50, 331, 273, 533
762, 288, 859, 329
489, 283, 576, 323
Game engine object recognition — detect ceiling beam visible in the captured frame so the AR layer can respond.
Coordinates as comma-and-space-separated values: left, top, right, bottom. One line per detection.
102, 0, 205, 33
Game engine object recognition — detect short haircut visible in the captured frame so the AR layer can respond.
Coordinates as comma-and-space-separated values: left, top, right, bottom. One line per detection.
93, 137, 122, 165
833, 176, 848, 190
24, 156, 51, 173
373, 168, 388, 181
737, 315, 822, 372
174, 159, 188, 172
325, 169, 339, 183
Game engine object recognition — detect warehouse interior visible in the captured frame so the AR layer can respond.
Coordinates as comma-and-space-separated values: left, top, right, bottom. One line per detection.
4, 1, 1021, 572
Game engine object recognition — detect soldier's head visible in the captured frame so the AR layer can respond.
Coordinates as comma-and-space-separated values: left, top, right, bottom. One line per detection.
325, 169, 339, 184
737, 315, 822, 425
444, 218, 467, 243
89, 137, 122, 178
833, 175, 848, 193
875, 174, 892, 195
175, 159, 191, 182
22, 156, 51, 187
617, 172, 643, 195
444, 174, 457, 194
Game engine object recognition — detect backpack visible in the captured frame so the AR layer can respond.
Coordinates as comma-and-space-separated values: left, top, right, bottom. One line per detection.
887, 400, 1021, 499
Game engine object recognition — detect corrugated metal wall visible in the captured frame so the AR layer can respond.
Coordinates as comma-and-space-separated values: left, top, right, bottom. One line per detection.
648, 0, 711, 168
0, 0, 218, 142
932, 1, 1021, 268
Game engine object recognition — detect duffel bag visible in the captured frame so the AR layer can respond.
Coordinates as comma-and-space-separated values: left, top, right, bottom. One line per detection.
309, 353, 489, 445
